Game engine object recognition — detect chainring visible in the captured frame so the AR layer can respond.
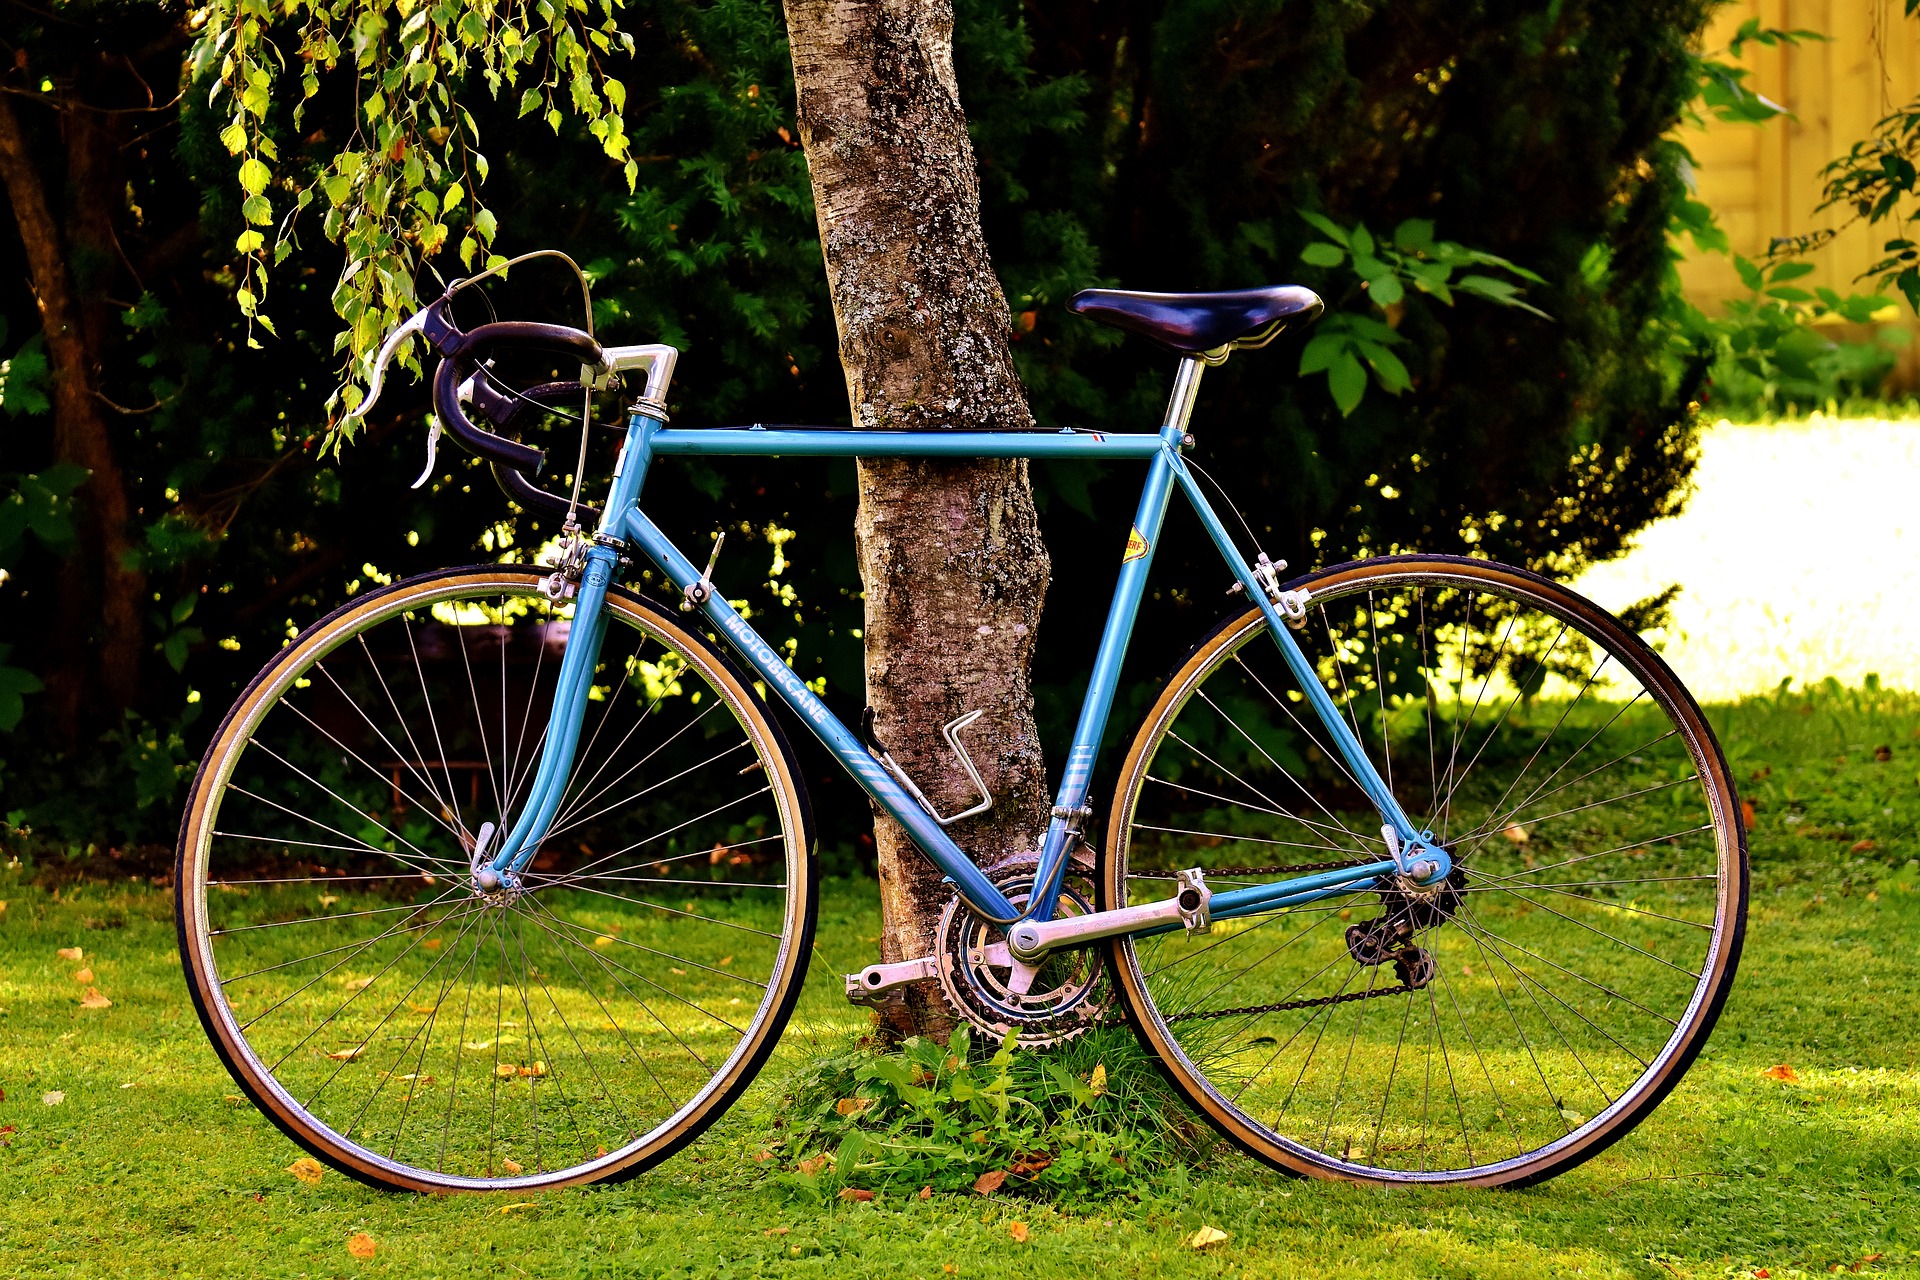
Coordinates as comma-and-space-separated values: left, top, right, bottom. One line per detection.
935, 855, 1111, 1047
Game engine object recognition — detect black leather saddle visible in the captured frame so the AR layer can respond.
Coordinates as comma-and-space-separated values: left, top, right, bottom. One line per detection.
1067, 285, 1323, 353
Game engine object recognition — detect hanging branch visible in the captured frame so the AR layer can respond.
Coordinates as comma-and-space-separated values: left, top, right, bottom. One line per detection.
189, 0, 638, 435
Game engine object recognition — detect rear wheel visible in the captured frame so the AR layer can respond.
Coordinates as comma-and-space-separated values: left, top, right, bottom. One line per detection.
177, 566, 815, 1192
1102, 555, 1746, 1187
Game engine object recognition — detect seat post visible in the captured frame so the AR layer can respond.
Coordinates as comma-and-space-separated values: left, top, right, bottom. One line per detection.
1163, 355, 1208, 436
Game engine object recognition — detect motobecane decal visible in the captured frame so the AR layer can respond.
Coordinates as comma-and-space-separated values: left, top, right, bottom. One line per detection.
1122, 526, 1150, 562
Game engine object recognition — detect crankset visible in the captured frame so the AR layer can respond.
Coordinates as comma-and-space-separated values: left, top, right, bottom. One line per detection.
845, 854, 1110, 1046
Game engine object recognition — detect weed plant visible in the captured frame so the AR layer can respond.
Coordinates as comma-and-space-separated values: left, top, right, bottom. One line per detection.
768, 1023, 1213, 1203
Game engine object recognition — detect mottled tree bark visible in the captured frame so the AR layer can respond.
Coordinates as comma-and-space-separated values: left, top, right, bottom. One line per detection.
784, 0, 1052, 1037
0, 91, 145, 748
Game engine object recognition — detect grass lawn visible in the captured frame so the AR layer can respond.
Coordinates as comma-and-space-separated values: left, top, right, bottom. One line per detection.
5, 684, 1920, 1279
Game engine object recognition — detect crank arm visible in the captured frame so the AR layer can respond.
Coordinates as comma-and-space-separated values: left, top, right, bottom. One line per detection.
845, 955, 940, 1006
1008, 868, 1212, 961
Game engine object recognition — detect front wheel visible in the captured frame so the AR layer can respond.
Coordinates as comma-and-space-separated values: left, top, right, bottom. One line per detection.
1102, 555, 1746, 1187
177, 566, 816, 1192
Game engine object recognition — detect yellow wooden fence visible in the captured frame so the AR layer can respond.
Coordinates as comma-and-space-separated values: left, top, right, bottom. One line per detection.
1676, 0, 1920, 391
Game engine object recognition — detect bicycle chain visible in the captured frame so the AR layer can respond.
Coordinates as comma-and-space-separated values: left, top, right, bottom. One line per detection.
1164, 982, 1415, 1023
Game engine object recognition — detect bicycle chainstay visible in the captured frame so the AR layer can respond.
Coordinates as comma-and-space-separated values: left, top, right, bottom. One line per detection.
1130, 854, 1421, 1024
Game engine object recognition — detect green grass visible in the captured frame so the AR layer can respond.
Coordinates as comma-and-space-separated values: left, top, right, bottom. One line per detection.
5, 684, 1920, 1278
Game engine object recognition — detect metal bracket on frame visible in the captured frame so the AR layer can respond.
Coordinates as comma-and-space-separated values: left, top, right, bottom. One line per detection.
860, 707, 994, 827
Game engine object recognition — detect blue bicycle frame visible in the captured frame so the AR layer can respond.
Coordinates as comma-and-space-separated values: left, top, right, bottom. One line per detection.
482, 352, 1450, 948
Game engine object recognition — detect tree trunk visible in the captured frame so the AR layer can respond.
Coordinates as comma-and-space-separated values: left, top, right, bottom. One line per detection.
0, 92, 145, 747
784, 0, 1052, 1038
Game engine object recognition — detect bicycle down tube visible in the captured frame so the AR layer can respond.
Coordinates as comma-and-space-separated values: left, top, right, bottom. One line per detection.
485, 358, 1446, 943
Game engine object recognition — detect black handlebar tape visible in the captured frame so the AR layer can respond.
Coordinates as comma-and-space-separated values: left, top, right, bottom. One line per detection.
431, 357, 546, 473
491, 461, 600, 524
446, 319, 607, 369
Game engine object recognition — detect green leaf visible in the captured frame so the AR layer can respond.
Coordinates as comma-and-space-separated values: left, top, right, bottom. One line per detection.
1765, 286, 1814, 303
1348, 224, 1375, 258
1356, 340, 1412, 393
1298, 332, 1347, 375
1368, 274, 1405, 306
1299, 242, 1346, 267
519, 87, 543, 117
1768, 260, 1816, 283
0, 663, 43, 732
1349, 253, 1391, 281
1, 333, 51, 417
1296, 209, 1349, 247
1734, 255, 1765, 293
238, 157, 271, 197
1327, 350, 1367, 416
1393, 218, 1435, 251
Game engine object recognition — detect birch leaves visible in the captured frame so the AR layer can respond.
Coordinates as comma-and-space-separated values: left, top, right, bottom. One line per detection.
190, 0, 639, 421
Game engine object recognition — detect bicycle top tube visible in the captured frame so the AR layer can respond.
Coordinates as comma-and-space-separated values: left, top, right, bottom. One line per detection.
643, 426, 1167, 460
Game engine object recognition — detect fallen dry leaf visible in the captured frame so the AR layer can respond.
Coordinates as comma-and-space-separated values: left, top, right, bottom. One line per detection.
501, 1157, 524, 1174
594, 935, 616, 947
286, 1157, 324, 1186
1500, 824, 1530, 845
1089, 1062, 1107, 1097
495, 1064, 519, 1079
1187, 1225, 1230, 1250
763, 1227, 790, 1237
753, 1150, 774, 1164
1760, 1063, 1800, 1083
973, 1169, 1007, 1195
57, 946, 83, 961
327, 1046, 368, 1062
1740, 800, 1756, 830
346, 1233, 377, 1259
670, 967, 688, 976
421, 938, 442, 950
319, 895, 340, 909
834, 1097, 871, 1116
1008, 1221, 1029, 1243
838, 1187, 874, 1202
797, 1154, 831, 1177
1755, 1270, 1771, 1279
499, 1202, 538, 1214
517, 1062, 548, 1078
71, 967, 94, 984
41, 1090, 65, 1106
718, 955, 733, 967
919, 1185, 932, 1200
943, 1267, 957, 1276
79, 987, 112, 1010
1851, 839, 1877, 853
1010, 1151, 1053, 1178
345, 976, 375, 990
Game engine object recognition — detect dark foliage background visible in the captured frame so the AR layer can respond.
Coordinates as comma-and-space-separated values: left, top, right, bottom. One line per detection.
0, 0, 1712, 863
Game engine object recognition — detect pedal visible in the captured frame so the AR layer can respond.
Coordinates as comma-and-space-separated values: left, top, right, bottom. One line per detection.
844, 955, 939, 1007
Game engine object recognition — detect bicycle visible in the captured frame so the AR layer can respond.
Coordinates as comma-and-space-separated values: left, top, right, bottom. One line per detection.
176, 255, 1747, 1193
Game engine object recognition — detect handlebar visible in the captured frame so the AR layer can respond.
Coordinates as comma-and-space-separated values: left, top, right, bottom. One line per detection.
351, 286, 681, 522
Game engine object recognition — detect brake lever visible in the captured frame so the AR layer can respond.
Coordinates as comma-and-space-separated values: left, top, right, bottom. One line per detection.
411, 364, 491, 489
346, 301, 436, 423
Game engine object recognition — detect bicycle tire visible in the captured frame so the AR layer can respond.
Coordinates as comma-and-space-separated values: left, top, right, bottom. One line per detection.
1102, 554, 1746, 1188
177, 565, 816, 1193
